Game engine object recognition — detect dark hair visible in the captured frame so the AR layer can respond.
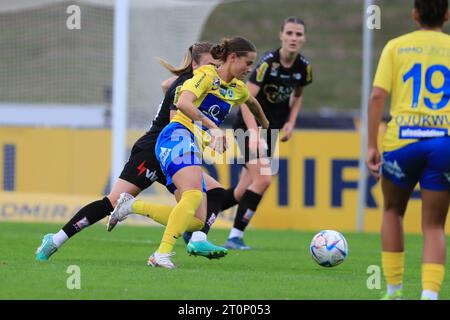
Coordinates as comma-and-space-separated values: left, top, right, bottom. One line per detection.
414, 0, 448, 28
210, 36, 256, 61
157, 41, 214, 76
281, 16, 306, 31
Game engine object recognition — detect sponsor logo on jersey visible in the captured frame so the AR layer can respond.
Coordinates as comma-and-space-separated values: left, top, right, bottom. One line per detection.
270, 62, 280, 77
198, 94, 231, 125
227, 89, 234, 98
212, 77, 221, 90
194, 73, 206, 89
293, 73, 302, 80
207, 104, 221, 122
263, 84, 294, 104
280, 74, 290, 79
398, 47, 423, 54
399, 126, 447, 139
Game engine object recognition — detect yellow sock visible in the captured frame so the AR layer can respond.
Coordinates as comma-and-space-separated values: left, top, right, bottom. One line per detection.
158, 190, 203, 254
382, 251, 404, 285
422, 263, 445, 293
132, 200, 173, 224
132, 200, 204, 231
186, 217, 204, 232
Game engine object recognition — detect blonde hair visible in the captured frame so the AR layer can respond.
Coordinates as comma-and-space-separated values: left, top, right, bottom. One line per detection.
157, 42, 214, 76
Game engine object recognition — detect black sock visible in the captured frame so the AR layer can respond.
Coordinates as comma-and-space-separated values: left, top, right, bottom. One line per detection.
233, 190, 262, 232
201, 187, 226, 235
62, 197, 114, 238
220, 187, 238, 211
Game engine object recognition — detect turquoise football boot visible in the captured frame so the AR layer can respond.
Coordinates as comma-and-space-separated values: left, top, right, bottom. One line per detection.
35, 233, 58, 261
187, 240, 228, 259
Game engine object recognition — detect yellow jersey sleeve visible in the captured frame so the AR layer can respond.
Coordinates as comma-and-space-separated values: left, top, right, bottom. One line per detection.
179, 66, 214, 99
236, 83, 250, 106
373, 41, 393, 93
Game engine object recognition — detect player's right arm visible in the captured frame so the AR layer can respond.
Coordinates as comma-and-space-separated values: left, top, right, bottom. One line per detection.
176, 69, 227, 153
367, 87, 388, 180
367, 42, 393, 180
177, 90, 227, 153
177, 91, 219, 130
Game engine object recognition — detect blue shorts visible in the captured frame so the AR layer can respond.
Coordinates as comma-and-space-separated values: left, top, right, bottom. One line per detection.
155, 122, 206, 193
382, 137, 450, 191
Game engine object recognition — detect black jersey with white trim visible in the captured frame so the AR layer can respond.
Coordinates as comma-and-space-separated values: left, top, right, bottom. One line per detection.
234, 49, 312, 129
134, 71, 193, 150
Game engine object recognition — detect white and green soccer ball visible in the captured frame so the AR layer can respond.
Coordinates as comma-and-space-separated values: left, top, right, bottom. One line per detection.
310, 230, 348, 267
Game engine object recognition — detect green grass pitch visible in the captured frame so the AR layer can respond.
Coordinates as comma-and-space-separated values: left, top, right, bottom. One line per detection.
0, 222, 448, 300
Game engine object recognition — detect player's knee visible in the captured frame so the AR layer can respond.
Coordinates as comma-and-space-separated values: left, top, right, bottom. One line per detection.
255, 174, 272, 190
106, 195, 117, 208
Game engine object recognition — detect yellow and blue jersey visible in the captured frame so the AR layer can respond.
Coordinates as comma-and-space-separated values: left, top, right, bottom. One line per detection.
171, 64, 250, 149
373, 30, 450, 152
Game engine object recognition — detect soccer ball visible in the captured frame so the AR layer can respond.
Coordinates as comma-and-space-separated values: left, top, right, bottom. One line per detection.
310, 230, 348, 267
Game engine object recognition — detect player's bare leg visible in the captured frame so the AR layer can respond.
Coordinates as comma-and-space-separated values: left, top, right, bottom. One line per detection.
379, 177, 414, 299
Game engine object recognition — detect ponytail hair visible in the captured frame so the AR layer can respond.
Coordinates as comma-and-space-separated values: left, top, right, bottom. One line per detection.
210, 36, 256, 61
157, 41, 214, 76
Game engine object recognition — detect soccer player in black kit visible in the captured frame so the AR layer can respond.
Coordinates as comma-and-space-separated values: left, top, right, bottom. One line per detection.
35, 42, 232, 261
224, 17, 313, 250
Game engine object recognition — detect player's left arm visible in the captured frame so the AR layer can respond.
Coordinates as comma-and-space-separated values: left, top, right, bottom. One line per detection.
281, 86, 303, 142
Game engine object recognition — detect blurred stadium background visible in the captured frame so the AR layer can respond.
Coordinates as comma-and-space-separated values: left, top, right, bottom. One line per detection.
1, 0, 449, 234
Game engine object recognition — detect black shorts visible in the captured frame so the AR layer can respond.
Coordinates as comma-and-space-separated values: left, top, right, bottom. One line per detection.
118, 143, 166, 190
234, 128, 279, 164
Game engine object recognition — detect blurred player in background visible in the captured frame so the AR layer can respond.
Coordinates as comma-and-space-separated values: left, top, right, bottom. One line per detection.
115, 36, 270, 268
35, 42, 231, 262
367, 0, 450, 300
223, 16, 313, 250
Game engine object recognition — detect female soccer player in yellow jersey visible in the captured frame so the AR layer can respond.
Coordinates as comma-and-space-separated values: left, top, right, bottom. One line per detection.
124, 37, 269, 269
35, 43, 230, 261
367, 0, 450, 300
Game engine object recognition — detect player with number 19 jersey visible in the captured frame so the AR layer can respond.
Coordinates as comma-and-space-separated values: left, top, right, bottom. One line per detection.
373, 30, 450, 152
